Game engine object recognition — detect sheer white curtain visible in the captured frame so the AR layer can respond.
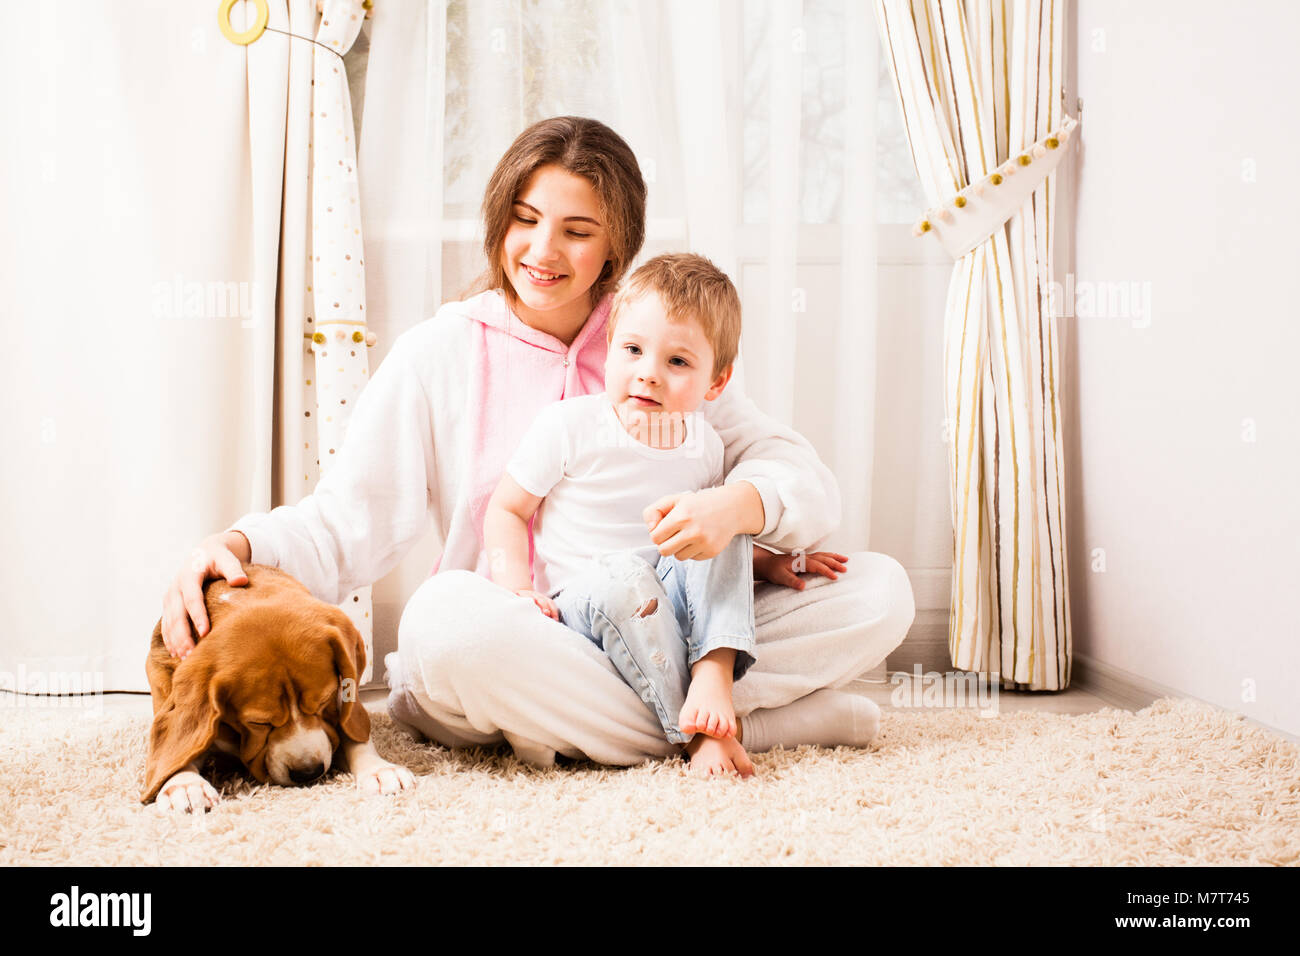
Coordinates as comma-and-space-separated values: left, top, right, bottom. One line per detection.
0, 0, 379, 695
1, 1, 293, 694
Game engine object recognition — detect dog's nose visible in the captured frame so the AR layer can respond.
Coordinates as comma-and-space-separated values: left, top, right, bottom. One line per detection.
289, 762, 326, 784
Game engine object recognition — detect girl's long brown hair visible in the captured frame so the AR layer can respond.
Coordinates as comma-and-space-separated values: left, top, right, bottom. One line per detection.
470, 117, 647, 311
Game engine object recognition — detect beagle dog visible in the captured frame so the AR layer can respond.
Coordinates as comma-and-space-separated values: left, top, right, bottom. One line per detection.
143, 564, 415, 811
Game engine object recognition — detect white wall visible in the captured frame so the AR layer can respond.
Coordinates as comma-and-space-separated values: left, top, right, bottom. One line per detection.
1068, 0, 1300, 735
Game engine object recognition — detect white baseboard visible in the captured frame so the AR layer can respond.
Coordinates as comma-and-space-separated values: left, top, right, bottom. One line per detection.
906, 568, 950, 612
857, 660, 888, 684
1073, 652, 1298, 744
1071, 652, 1169, 712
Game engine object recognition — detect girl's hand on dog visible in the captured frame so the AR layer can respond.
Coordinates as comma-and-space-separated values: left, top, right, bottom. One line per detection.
514, 588, 560, 621
161, 531, 251, 659
752, 548, 849, 590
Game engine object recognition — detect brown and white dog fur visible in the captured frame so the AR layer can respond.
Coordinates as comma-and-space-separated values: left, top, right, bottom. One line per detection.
142, 564, 415, 811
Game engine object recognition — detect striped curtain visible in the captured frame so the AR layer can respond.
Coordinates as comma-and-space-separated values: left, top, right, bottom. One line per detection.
874, 0, 1076, 690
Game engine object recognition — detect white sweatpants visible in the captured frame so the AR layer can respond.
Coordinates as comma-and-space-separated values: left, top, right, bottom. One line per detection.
385, 551, 915, 766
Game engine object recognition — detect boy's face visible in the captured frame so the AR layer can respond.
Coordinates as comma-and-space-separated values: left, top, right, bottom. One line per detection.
605, 291, 732, 429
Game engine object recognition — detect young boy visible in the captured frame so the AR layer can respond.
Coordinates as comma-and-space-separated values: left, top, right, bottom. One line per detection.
484, 253, 846, 776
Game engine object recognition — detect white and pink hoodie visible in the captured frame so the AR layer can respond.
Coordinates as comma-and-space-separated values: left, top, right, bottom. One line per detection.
228, 290, 841, 607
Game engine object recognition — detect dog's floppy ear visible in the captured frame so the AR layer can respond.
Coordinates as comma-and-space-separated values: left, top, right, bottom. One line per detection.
141, 660, 225, 804
328, 621, 370, 743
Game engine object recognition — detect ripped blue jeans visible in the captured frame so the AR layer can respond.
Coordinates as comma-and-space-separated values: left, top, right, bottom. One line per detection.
553, 534, 756, 745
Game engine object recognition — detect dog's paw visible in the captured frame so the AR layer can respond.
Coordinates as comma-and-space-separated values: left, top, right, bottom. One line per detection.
355, 761, 416, 796
155, 771, 221, 813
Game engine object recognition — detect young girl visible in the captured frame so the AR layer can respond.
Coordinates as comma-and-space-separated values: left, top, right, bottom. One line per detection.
161, 116, 915, 777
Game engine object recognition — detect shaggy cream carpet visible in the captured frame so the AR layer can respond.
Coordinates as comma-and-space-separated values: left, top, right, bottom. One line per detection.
1, 697, 1296, 866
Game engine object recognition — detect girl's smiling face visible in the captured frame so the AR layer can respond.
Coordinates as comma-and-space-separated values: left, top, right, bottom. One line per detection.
501, 164, 613, 338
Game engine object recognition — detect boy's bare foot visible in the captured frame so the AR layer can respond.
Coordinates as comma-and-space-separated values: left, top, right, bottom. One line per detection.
684, 733, 755, 777
678, 650, 737, 738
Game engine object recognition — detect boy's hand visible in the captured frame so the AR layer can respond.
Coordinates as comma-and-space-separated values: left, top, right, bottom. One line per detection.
514, 588, 559, 621
644, 484, 758, 561
752, 549, 849, 590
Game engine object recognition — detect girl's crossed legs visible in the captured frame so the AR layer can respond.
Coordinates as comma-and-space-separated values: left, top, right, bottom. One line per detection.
386, 550, 915, 769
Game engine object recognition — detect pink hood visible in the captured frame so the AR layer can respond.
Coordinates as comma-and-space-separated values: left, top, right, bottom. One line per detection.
431, 289, 611, 577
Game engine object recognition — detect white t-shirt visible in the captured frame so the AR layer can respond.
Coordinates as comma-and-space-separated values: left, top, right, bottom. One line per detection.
506, 393, 725, 597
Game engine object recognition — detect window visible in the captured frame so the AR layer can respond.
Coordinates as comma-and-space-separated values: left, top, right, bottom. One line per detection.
433, 0, 929, 260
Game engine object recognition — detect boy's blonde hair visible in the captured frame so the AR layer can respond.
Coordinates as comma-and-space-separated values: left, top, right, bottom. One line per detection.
608, 254, 741, 379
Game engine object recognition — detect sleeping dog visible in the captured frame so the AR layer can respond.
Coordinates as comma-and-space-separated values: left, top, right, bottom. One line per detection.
142, 564, 415, 811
